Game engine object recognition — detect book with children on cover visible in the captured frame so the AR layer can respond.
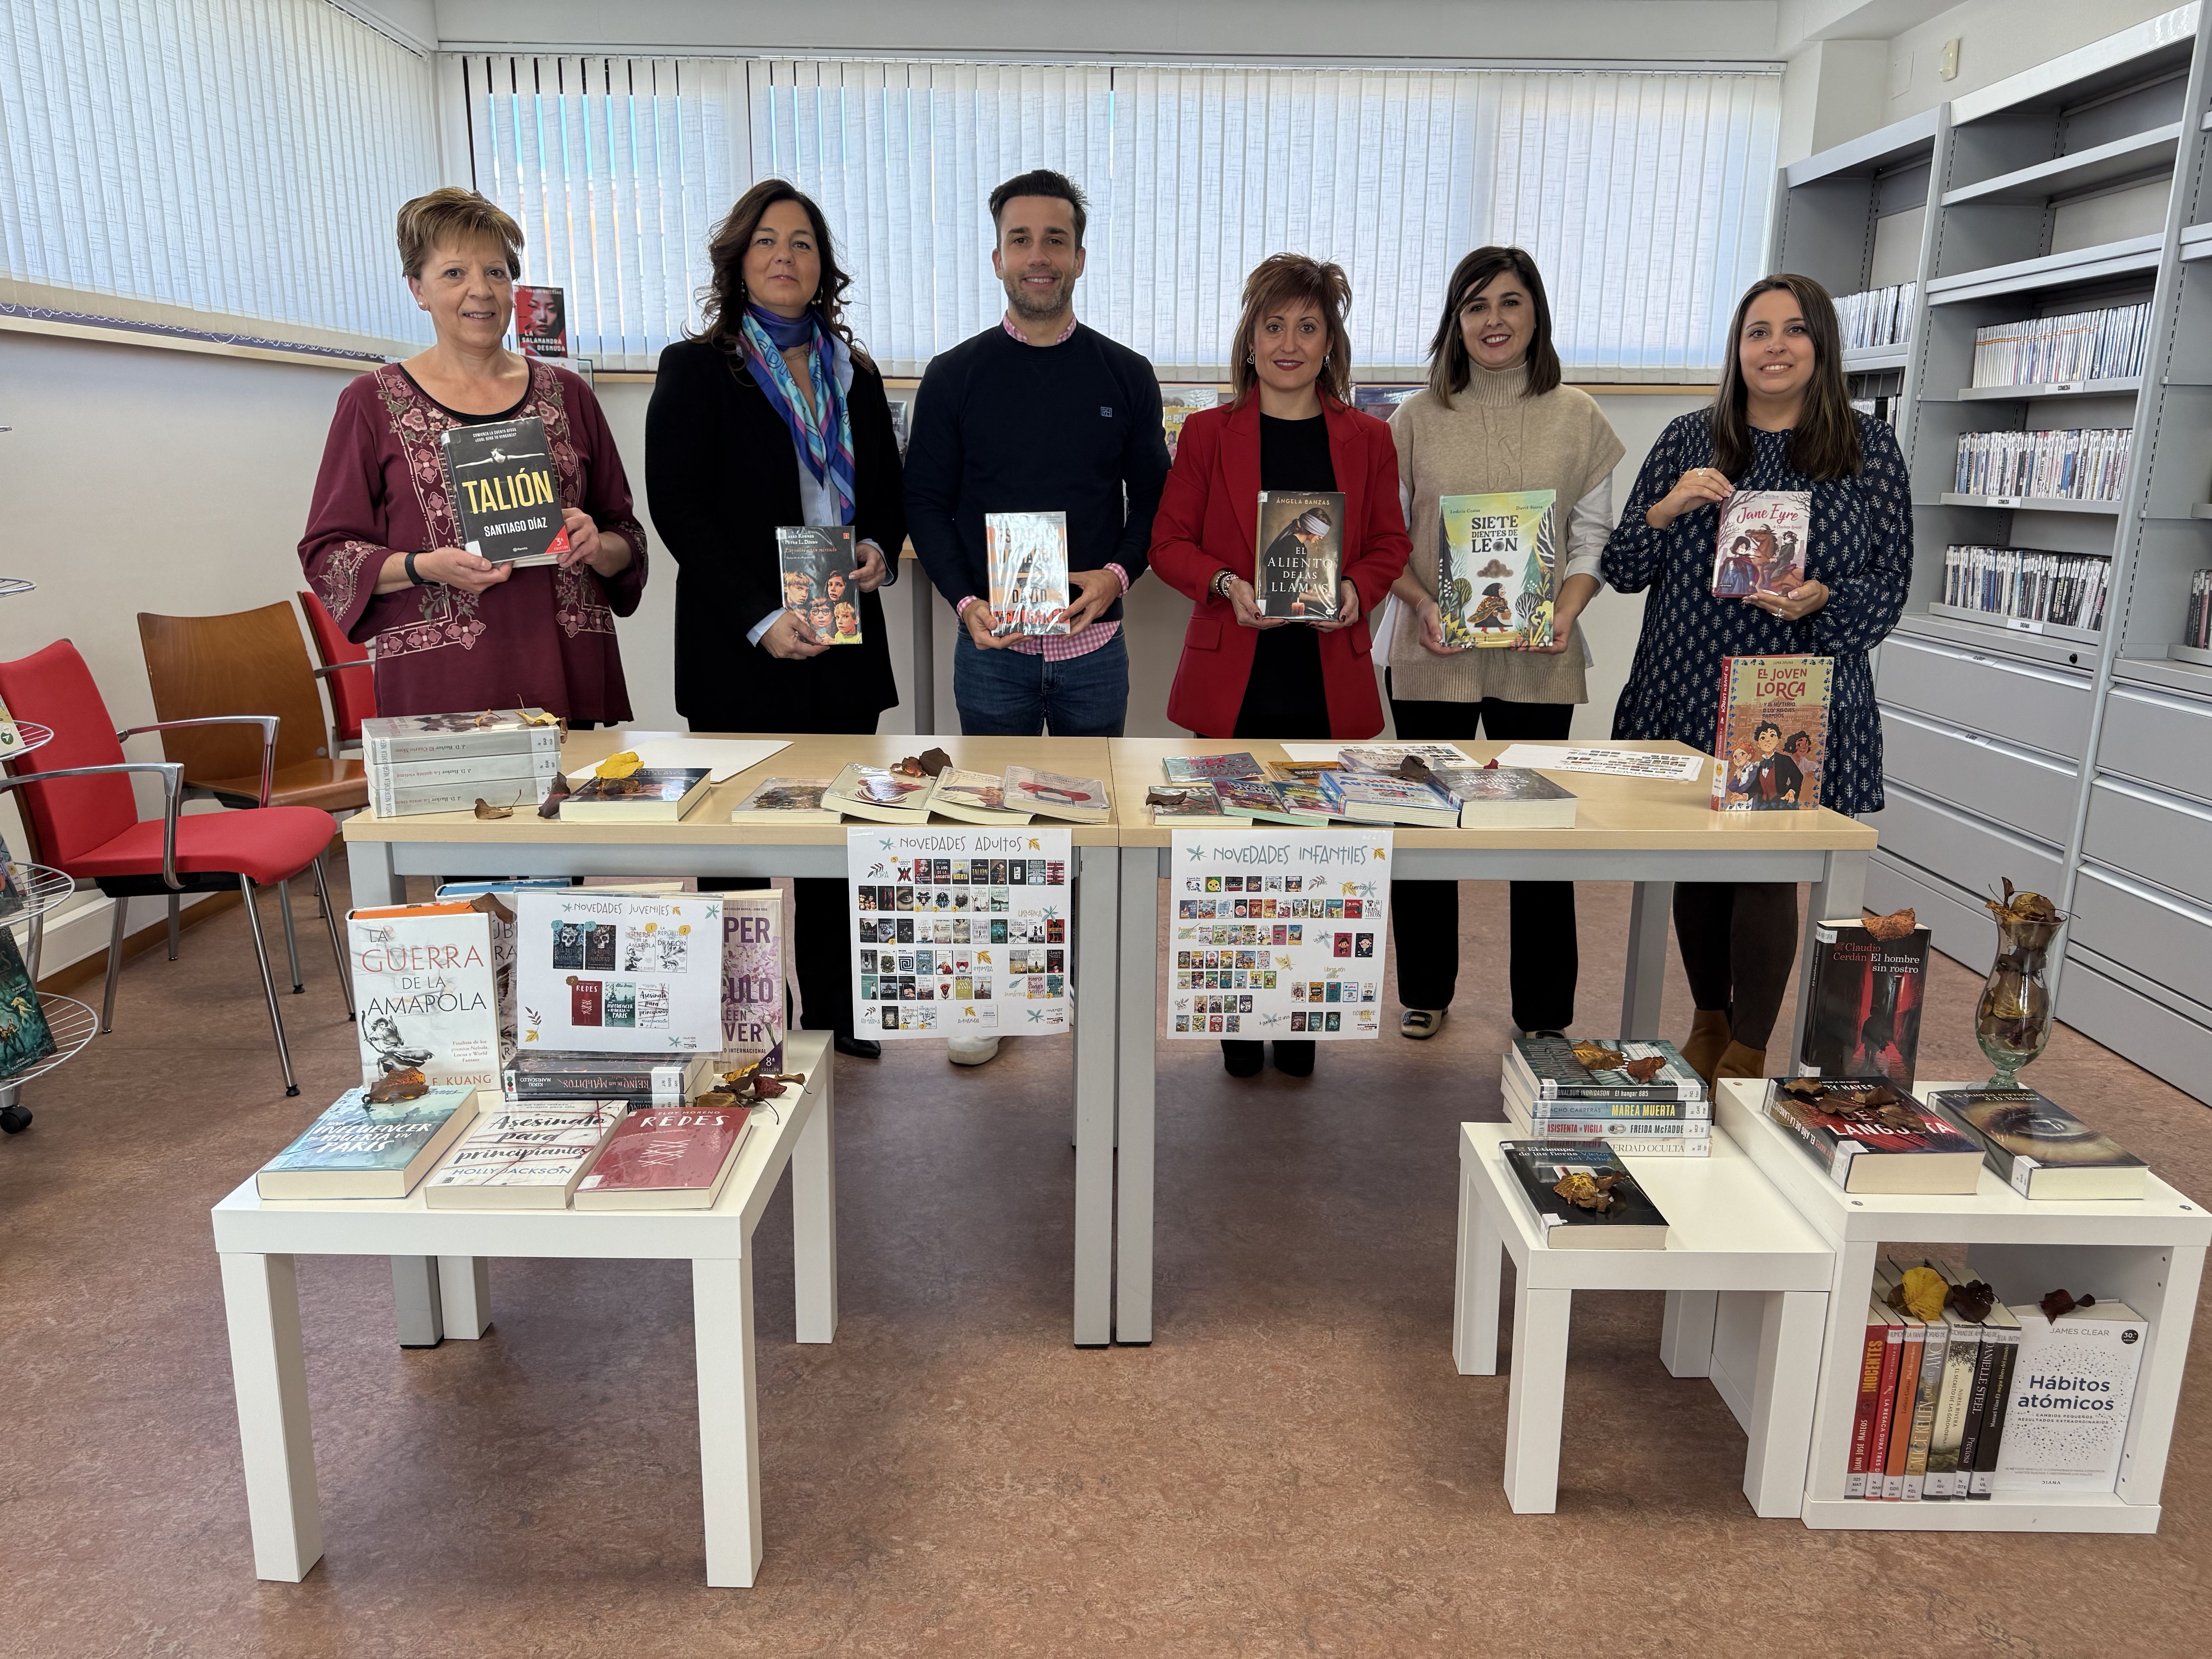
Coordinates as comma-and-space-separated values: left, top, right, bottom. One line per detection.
1711, 654, 1833, 812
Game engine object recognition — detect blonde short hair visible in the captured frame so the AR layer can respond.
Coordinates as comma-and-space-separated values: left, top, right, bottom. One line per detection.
396, 187, 524, 279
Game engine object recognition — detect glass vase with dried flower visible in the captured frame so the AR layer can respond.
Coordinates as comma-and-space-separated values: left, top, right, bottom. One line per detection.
1977, 880, 2064, 1090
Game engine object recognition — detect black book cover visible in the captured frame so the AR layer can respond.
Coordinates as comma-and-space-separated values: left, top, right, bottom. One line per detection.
1255, 491, 1345, 620
1802, 920, 1929, 1086
1499, 1140, 1669, 1234
440, 416, 571, 565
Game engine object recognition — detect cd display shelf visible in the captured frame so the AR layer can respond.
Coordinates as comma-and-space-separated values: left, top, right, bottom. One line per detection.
1776, 4, 2212, 1108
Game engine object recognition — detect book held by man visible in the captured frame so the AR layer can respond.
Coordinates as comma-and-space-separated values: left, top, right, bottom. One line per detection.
1711, 654, 1833, 812
985, 510, 1070, 636
1437, 489, 1556, 648
1712, 489, 1810, 599
440, 415, 571, 567
558, 767, 713, 824
1499, 1141, 1670, 1248
1255, 490, 1345, 620
421, 1102, 625, 1209
1927, 1087, 2148, 1200
1802, 915, 1929, 1086
255, 1084, 482, 1199
1764, 1077, 1985, 1194
573, 1103, 757, 1211
776, 525, 863, 645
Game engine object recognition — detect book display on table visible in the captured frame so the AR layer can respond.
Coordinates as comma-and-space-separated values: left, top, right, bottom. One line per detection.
1501, 1038, 1710, 1156
728, 777, 839, 824
362, 709, 563, 818
505, 1050, 714, 1106
558, 768, 713, 824
573, 1102, 757, 1211
1711, 654, 1832, 812
1001, 765, 1111, 824
1800, 910, 1929, 1087
1498, 1140, 1670, 1250
1146, 785, 1232, 824
422, 1101, 625, 1209
1763, 1077, 1985, 1194
1926, 1087, 2147, 1200
1318, 769, 1458, 828
440, 416, 570, 568
930, 768, 1033, 825
514, 891, 724, 1054
1209, 777, 1314, 826
254, 1084, 481, 1199
984, 510, 1070, 637
1255, 491, 1345, 620
1712, 490, 1809, 599
348, 902, 503, 1091
823, 763, 936, 823
1428, 766, 1577, 829
1161, 752, 1265, 785
776, 525, 863, 644
1436, 490, 1555, 648
1264, 763, 1350, 824
432, 880, 574, 1067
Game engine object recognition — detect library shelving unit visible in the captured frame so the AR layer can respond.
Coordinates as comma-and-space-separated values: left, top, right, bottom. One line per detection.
1781, 4, 2212, 1104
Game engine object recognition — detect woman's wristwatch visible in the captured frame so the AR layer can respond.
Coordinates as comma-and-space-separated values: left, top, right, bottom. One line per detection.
1211, 568, 1235, 600
404, 550, 427, 586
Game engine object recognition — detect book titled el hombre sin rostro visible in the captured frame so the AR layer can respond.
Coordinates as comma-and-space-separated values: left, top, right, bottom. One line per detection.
1802, 916, 1929, 1087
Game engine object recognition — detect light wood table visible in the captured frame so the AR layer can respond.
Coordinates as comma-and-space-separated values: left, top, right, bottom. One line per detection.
1106, 737, 1877, 1344
342, 732, 1123, 1346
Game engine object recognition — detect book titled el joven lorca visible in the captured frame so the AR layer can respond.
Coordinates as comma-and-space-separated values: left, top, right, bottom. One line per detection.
440, 416, 571, 567
1712, 489, 1810, 598
1711, 654, 1833, 812
985, 510, 1070, 636
776, 525, 862, 645
1255, 491, 1345, 620
1438, 490, 1556, 648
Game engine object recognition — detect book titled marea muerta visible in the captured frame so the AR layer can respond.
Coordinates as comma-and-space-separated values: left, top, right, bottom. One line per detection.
1711, 654, 1832, 812
1255, 491, 1345, 620
1439, 490, 1555, 648
440, 415, 570, 567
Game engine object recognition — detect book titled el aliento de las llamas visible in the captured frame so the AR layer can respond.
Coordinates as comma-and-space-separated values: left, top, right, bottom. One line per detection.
1438, 489, 1556, 649
440, 415, 571, 567
347, 902, 503, 1091
776, 525, 862, 645
1712, 489, 1810, 598
985, 510, 1070, 636
1802, 915, 1930, 1087
1254, 490, 1345, 620
1711, 654, 1833, 812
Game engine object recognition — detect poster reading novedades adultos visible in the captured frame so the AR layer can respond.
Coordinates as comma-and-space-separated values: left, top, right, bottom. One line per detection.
847, 825, 1075, 1040
1166, 828, 1392, 1040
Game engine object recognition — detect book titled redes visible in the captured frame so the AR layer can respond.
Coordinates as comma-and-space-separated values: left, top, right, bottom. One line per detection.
986, 511, 1070, 636
1439, 489, 1555, 648
1712, 489, 1810, 599
1255, 491, 1346, 620
440, 416, 570, 567
776, 526, 862, 644
1711, 654, 1833, 812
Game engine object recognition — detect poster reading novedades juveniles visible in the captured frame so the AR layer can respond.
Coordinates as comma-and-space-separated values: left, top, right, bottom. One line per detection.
847, 825, 1075, 1040
1166, 829, 1392, 1040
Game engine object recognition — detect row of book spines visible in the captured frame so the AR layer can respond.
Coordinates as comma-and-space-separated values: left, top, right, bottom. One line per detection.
1941, 544, 2112, 629
1968, 301, 2150, 387
1951, 428, 2132, 502
1836, 283, 1915, 351
2186, 569, 2212, 649
1846, 1283, 2020, 1501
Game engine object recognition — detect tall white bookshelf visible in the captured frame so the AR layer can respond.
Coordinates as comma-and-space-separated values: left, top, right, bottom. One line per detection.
1781, 4, 2212, 1104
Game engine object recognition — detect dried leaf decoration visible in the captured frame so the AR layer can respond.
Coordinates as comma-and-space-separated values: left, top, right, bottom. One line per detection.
1987, 879, 2061, 926
1622, 1055, 1666, 1083
594, 750, 644, 780
472, 797, 513, 820
538, 773, 572, 819
1948, 1278, 1997, 1323
1553, 1170, 1628, 1213
1896, 1265, 1949, 1321
1571, 1041, 1626, 1072
1863, 907, 1918, 941
1395, 755, 1439, 784
1147, 787, 1206, 809
2040, 1288, 2096, 1322
367, 1066, 429, 1104
465, 892, 515, 926
1781, 1077, 1829, 1102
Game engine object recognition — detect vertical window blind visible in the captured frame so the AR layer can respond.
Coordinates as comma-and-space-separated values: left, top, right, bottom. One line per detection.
0, 0, 440, 354
475, 56, 1782, 380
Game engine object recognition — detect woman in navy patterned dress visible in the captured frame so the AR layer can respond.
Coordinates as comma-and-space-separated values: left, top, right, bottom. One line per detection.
1602, 273, 1911, 1084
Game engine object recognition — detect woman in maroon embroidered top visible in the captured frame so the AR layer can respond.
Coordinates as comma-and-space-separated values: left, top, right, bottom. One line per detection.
299, 188, 646, 721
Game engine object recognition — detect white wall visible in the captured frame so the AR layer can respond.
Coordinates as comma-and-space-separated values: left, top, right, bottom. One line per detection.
1881, 0, 2183, 119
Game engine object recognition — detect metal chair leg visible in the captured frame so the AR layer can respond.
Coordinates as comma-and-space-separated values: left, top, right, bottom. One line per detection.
310, 855, 354, 1018
276, 877, 304, 994
167, 893, 180, 961
100, 898, 127, 1034
239, 876, 300, 1097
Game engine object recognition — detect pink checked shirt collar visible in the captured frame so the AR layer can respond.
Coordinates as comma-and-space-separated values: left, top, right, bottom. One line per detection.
1003, 310, 1079, 346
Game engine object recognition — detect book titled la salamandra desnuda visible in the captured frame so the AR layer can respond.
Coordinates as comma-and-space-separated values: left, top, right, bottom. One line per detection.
441, 415, 572, 567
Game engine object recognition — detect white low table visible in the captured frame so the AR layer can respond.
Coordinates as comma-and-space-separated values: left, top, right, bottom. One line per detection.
1453, 1122, 1834, 1516
211, 1031, 837, 1588
1715, 1078, 2212, 1533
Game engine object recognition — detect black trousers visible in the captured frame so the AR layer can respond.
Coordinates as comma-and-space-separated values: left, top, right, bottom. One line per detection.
1671, 881, 1799, 1050
1387, 682, 1576, 1032
1221, 646, 1328, 1064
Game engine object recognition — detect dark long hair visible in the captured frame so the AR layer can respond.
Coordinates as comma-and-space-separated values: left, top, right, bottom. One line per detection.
694, 179, 870, 368
1427, 246, 1562, 405
1711, 273, 1859, 480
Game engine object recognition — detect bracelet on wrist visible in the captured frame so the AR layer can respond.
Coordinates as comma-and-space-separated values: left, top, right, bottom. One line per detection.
404, 550, 426, 586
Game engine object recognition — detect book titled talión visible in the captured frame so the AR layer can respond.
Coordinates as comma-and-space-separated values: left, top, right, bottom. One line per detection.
440, 415, 571, 567
1712, 489, 1809, 599
985, 510, 1070, 636
1438, 490, 1555, 648
1711, 654, 1832, 812
1255, 491, 1345, 620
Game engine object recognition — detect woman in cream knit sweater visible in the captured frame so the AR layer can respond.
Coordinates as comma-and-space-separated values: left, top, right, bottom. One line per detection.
1384, 247, 1624, 1042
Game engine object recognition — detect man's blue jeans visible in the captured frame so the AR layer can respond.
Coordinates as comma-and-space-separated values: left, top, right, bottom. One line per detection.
953, 627, 1128, 737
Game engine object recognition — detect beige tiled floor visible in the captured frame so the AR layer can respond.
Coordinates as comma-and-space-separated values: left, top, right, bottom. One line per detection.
3, 870, 2205, 1656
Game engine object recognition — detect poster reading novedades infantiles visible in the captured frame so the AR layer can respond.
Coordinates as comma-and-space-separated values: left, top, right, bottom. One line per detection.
847, 825, 1074, 1039
1166, 828, 1392, 1040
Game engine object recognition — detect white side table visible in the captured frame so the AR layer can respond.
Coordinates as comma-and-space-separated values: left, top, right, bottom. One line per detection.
1454, 1122, 1834, 1516
211, 1032, 838, 1589
1715, 1078, 2211, 1532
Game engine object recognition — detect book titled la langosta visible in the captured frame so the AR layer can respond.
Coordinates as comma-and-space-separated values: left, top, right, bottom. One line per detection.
1712, 489, 1810, 598
1255, 491, 1345, 620
1438, 489, 1556, 648
1711, 654, 1832, 812
440, 415, 571, 567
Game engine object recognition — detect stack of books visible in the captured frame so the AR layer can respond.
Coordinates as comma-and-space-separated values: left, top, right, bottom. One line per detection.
1500, 1037, 1710, 1156
2184, 568, 2212, 651
1851, 1258, 2021, 1501
363, 709, 564, 817
503, 1050, 716, 1109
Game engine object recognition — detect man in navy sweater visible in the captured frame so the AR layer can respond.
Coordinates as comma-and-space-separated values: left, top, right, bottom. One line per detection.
905, 168, 1170, 743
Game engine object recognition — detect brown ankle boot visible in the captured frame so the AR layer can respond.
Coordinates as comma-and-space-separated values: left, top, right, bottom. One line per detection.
1680, 1009, 1731, 1085
1714, 1040, 1767, 1082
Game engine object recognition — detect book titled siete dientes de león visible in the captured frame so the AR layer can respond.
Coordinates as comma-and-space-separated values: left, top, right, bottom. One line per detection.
572, 1103, 757, 1211
1927, 1087, 2148, 1200
1764, 1077, 1985, 1194
1255, 490, 1345, 620
255, 1084, 482, 1199
440, 415, 571, 567
1438, 489, 1556, 648
1499, 1140, 1669, 1249
985, 510, 1070, 636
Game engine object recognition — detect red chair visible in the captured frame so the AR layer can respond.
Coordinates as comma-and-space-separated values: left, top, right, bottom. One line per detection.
297, 589, 376, 754
0, 640, 352, 1096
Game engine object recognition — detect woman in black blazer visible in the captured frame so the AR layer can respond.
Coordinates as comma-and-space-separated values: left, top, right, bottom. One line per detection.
648, 179, 904, 1056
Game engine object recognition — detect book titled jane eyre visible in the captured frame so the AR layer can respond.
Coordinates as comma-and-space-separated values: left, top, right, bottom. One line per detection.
1439, 490, 1556, 649
440, 416, 570, 567
1255, 491, 1346, 620
985, 511, 1070, 636
1711, 654, 1833, 812
1712, 489, 1810, 599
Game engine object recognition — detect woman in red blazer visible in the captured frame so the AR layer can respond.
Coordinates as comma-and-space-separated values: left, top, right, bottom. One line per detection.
1150, 254, 1412, 1077
1151, 256, 1411, 744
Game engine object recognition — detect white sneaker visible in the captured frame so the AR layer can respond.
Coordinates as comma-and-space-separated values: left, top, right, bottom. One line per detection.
948, 1035, 1001, 1066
